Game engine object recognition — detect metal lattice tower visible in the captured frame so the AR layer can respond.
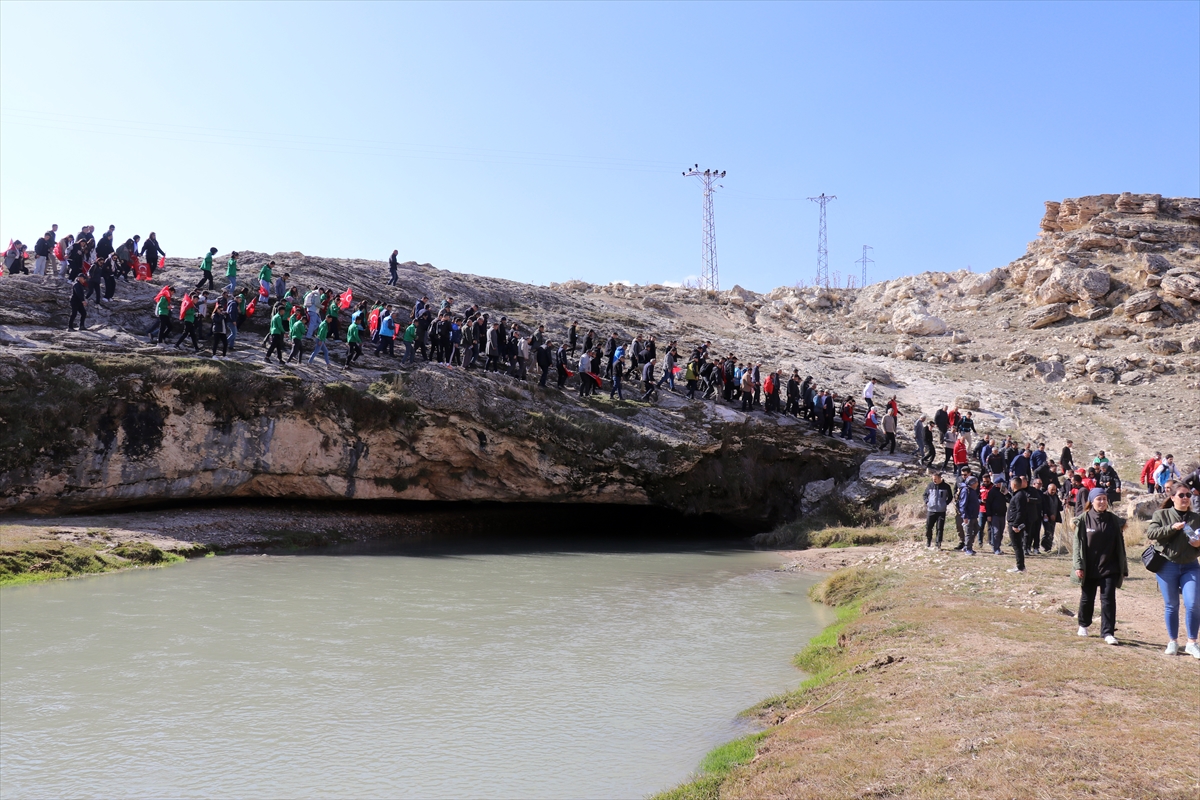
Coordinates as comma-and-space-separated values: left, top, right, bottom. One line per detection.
807, 193, 836, 287
683, 165, 726, 291
855, 245, 874, 288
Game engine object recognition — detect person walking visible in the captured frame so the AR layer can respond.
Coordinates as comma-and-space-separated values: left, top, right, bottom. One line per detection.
1041, 483, 1063, 552
984, 475, 1009, 554
224, 252, 239, 292
265, 306, 286, 364
1147, 486, 1200, 657
140, 233, 165, 279
196, 247, 217, 290
308, 316, 332, 367
1006, 476, 1036, 573
67, 274, 88, 330
286, 314, 307, 364
344, 317, 363, 370
1073, 489, 1128, 645
210, 305, 230, 358
862, 379, 875, 410
959, 476, 981, 555
880, 409, 897, 454
387, 250, 399, 286
924, 473, 953, 549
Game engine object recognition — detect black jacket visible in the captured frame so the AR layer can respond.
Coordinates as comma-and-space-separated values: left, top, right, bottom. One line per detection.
141, 238, 164, 260
70, 281, 87, 305
535, 345, 552, 369
1007, 488, 1039, 531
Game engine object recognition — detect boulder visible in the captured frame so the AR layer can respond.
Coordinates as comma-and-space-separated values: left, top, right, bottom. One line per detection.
1161, 272, 1200, 303
641, 296, 670, 311
1143, 254, 1171, 274
1146, 338, 1182, 355
1132, 495, 1163, 520
1134, 310, 1163, 324
1185, 337, 1200, 354
810, 330, 841, 346
1123, 290, 1161, 316
1119, 370, 1146, 385
1026, 303, 1070, 329
962, 269, 1003, 296
954, 395, 981, 410
839, 452, 924, 504
892, 303, 947, 336
1060, 385, 1097, 405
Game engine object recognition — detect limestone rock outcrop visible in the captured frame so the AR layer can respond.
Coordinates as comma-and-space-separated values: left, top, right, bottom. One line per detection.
0, 353, 864, 525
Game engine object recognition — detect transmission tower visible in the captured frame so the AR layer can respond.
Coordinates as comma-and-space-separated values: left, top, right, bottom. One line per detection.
683, 165, 726, 292
855, 245, 874, 288
807, 193, 836, 288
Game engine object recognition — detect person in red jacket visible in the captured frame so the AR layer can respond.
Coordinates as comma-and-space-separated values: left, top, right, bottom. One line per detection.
953, 436, 970, 471
1141, 451, 1163, 493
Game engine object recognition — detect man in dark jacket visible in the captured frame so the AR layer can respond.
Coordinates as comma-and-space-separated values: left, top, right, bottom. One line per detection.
933, 406, 949, 441
140, 233, 165, 278
924, 473, 954, 549
958, 476, 982, 555
1006, 476, 1039, 573
1041, 482, 1064, 552
68, 275, 88, 330
1026, 478, 1047, 555
984, 476, 1010, 554
1010, 449, 1033, 481
536, 341, 553, 387
1060, 441, 1075, 474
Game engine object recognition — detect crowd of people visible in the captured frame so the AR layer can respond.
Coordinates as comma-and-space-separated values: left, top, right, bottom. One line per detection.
917, 434, 1200, 658
9, 228, 1200, 661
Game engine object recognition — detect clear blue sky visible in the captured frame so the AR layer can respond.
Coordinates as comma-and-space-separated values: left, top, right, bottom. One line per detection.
2, 1, 1197, 292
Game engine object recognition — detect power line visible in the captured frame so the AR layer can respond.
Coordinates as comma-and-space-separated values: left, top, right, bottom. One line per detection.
683, 165, 726, 293
0, 108, 681, 174
807, 193, 836, 288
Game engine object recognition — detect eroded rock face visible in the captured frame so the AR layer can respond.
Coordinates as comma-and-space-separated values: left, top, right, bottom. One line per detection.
0, 355, 864, 526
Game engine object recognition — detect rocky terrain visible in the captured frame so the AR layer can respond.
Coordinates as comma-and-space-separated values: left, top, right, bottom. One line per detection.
0, 192, 1196, 522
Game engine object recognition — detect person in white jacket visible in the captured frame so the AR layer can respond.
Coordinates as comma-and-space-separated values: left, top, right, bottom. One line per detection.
863, 379, 875, 410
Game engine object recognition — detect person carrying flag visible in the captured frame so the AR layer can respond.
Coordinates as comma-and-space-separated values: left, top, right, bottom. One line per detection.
153, 285, 174, 344
174, 291, 200, 351
258, 261, 274, 299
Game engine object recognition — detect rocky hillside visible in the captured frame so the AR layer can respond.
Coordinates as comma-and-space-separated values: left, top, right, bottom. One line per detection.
0, 193, 1196, 518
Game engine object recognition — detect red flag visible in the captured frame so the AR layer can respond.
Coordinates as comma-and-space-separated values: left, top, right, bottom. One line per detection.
154, 285, 173, 303
158, 256, 166, 269
368, 308, 381, 335
338, 288, 353, 310
246, 297, 258, 316
258, 283, 269, 299
178, 293, 195, 320
136, 259, 151, 281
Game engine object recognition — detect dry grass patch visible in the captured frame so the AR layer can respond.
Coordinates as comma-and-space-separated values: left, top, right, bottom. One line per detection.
659, 542, 1199, 800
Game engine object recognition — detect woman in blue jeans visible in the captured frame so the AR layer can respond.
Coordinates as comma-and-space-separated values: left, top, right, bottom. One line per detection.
1147, 487, 1200, 657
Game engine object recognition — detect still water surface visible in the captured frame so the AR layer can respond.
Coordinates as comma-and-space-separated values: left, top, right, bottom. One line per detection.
1, 543, 830, 799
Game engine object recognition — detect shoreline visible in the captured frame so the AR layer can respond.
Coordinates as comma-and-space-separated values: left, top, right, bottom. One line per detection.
655, 539, 1200, 800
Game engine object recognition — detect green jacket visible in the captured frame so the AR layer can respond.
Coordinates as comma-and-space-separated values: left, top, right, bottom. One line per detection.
258, 265, 272, 283
1147, 507, 1200, 565
269, 313, 285, 335
289, 318, 306, 340
403, 324, 417, 344
1072, 511, 1128, 587
315, 321, 329, 342
347, 324, 361, 344
226, 258, 237, 277
183, 306, 196, 323
156, 296, 170, 316
200, 253, 213, 273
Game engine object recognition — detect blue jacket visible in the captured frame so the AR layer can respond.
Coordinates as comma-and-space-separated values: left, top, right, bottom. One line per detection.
1010, 454, 1032, 478
379, 314, 395, 338
1030, 450, 1048, 472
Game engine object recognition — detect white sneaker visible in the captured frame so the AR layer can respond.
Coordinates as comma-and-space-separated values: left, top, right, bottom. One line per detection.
1165, 641, 1179, 655
1104, 635, 1119, 645
1077, 626, 1089, 637
1186, 642, 1200, 659
1007, 567, 1025, 573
